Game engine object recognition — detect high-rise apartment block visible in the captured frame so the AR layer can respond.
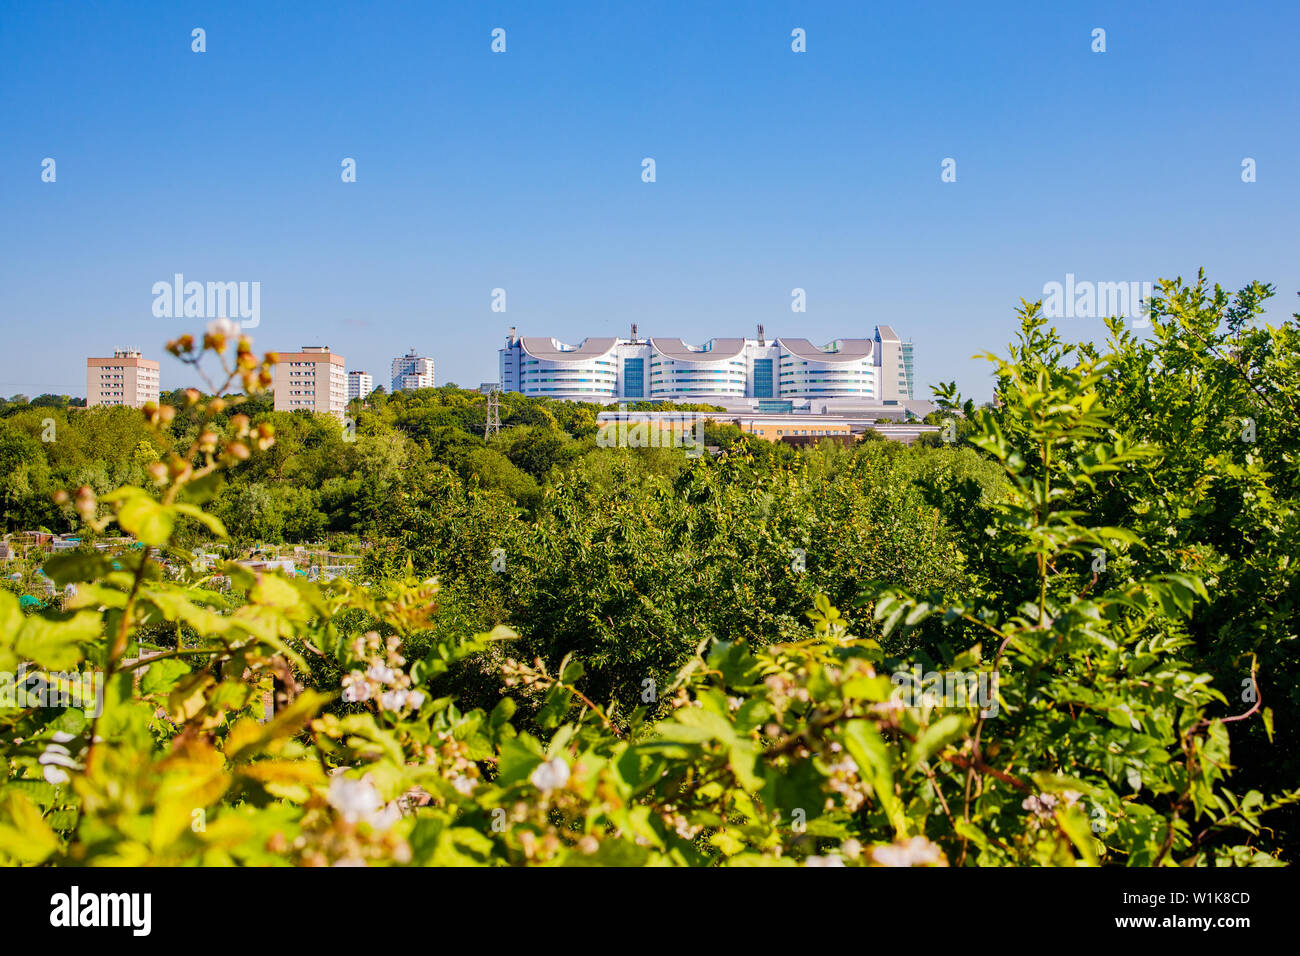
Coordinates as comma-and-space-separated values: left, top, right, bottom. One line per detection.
86, 349, 160, 408
391, 349, 435, 392
347, 371, 375, 401
272, 346, 347, 419
498, 325, 915, 410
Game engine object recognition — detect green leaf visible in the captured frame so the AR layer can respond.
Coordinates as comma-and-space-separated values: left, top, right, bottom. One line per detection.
728, 741, 763, 792
671, 705, 737, 743
536, 684, 573, 730
908, 714, 964, 771
559, 655, 585, 683
953, 818, 989, 851
490, 696, 517, 729
842, 719, 906, 836
178, 470, 225, 505
140, 658, 192, 695
115, 491, 175, 547
1055, 806, 1099, 866
495, 734, 545, 787
13, 612, 100, 669
41, 552, 116, 587
0, 792, 60, 863
0, 592, 21, 670
172, 502, 228, 538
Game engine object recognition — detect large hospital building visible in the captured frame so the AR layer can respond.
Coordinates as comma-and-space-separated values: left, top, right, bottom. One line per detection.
498, 325, 918, 414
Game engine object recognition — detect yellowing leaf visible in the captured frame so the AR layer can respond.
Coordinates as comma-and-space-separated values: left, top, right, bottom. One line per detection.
248, 574, 300, 609
13, 611, 100, 669
238, 759, 324, 802
168, 673, 216, 723
0, 792, 60, 863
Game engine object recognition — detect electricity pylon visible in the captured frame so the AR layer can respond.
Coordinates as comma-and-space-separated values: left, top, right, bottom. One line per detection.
485, 387, 501, 438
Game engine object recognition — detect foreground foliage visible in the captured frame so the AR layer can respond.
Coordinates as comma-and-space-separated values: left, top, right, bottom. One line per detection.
0, 277, 1296, 866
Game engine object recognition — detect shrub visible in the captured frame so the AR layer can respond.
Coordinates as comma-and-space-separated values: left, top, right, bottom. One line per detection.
0, 293, 1293, 867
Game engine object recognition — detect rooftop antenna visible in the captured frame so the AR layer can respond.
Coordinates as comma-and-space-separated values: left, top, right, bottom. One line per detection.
756, 323, 765, 345
630, 323, 638, 343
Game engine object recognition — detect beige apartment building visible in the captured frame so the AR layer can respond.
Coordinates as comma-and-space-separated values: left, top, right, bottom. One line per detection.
272, 346, 347, 419
86, 349, 161, 408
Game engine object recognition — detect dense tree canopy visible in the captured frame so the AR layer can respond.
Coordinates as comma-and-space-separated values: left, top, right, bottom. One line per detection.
1, 272, 1297, 866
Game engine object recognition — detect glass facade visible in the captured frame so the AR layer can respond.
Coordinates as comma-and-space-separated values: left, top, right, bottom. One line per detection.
623, 358, 644, 398
752, 358, 774, 398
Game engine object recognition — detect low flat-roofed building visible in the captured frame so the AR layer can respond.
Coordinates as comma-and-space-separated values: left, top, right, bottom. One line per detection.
736, 417, 853, 441
781, 433, 859, 449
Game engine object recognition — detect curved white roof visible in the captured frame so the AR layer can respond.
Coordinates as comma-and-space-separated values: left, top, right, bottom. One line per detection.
649, 337, 746, 361
777, 338, 874, 363
519, 337, 618, 362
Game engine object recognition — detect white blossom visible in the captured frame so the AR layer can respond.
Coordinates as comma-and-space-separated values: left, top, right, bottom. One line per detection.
367, 663, 397, 685
341, 671, 372, 702
370, 802, 401, 831
529, 757, 570, 792
328, 775, 384, 824
1022, 792, 1060, 819
870, 836, 945, 867
206, 317, 239, 339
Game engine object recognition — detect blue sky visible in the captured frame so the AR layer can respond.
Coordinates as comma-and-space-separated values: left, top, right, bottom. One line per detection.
2, 0, 1297, 401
